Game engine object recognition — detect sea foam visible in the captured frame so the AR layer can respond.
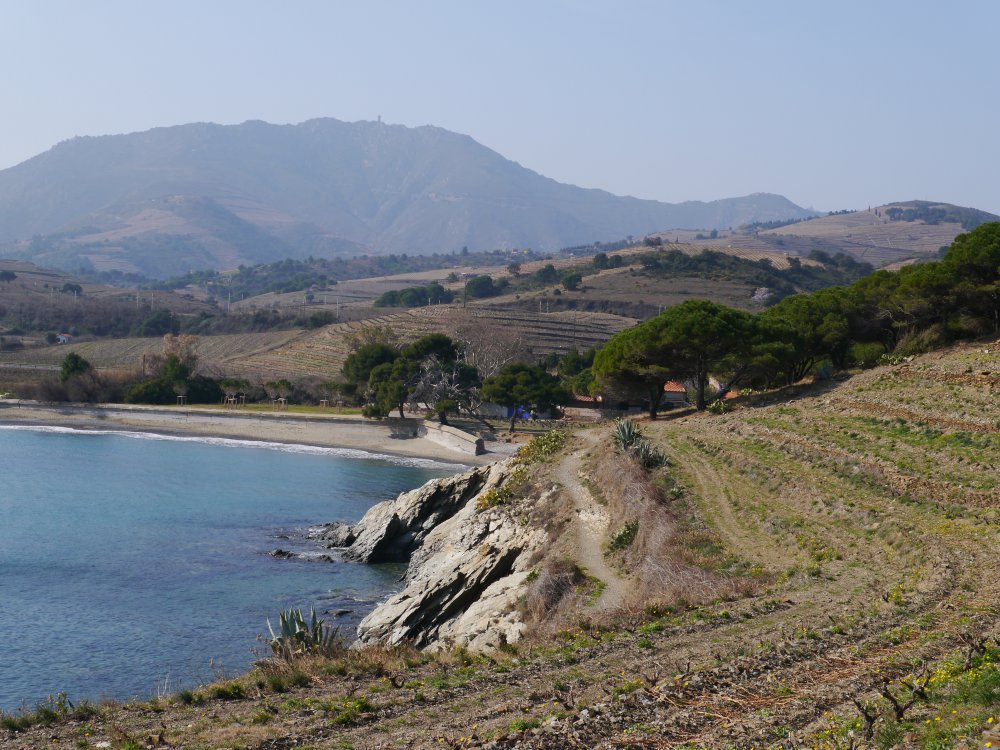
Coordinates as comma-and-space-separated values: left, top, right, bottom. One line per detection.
0, 424, 468, 470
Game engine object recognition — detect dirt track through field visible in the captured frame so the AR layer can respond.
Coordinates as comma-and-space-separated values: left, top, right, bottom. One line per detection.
552, 430, 627, 612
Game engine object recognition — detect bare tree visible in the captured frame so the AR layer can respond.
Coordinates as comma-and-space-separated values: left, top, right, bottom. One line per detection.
163, 334, 199, 370
450, 316, 531, 379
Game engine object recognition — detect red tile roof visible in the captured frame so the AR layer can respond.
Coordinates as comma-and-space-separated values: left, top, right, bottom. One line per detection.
663, 381, 686, 393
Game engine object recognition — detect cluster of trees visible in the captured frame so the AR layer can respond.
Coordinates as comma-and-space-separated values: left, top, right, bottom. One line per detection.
464, 275, 510, 299
592, 252, 626, 270
342, 332, 567, 430
149, 259, 336, 300
499, 263, 587, 294
342, 333, 477, 422
0, 294, 188, 339
741, 217, 807, 232
592, 223, 1000, 415
634, 248, 873, 300
123, 354, 222, 405
374, 282, 454, 308
883, 202, 996, 230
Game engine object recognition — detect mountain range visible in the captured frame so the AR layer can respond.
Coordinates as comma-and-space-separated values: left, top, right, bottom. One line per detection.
0, 118, 816, 277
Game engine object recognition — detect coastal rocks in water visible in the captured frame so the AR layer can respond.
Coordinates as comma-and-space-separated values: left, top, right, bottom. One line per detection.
269, 549, 294, 559
344, 460, 550, 651
339, 461, 508, 564
316, 522, 355, 548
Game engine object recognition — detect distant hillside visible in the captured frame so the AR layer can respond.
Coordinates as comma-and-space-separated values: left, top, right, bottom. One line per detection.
0, 118, 815, 277
0, 259, 212, 342
667, 201, 999, 268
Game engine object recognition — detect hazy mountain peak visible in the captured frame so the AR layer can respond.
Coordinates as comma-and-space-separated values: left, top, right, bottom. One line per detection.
0, 119, 817, 277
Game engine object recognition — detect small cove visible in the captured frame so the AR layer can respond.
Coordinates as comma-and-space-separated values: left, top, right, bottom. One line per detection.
0, 425, 460, 711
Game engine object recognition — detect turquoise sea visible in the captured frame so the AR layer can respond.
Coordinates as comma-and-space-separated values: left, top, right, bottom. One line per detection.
0, 425, 460, 711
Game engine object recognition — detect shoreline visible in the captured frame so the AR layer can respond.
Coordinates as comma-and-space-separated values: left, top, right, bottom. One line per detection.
0, 401, 498, 467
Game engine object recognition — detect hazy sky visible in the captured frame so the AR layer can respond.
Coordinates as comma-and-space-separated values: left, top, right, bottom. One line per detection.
1, 1, 997, 213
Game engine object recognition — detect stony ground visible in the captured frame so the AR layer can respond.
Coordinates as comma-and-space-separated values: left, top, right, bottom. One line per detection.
2, 340, 997, 750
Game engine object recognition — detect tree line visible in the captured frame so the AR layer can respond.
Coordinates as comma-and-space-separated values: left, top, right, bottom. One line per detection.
592, 223, 1000, 415
35, 224, 998, 427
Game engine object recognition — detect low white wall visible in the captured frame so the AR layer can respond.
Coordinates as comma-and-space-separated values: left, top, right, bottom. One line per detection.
418, 421, 486, 455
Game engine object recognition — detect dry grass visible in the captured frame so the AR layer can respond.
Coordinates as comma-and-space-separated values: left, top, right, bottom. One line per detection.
591, 448, 758, 610
521, 558, 590, 624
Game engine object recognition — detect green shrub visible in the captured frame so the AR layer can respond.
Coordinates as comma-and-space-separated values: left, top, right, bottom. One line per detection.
849, 341, 886, 369
706, 399, 732, 414
513, 430, 567, 464
176, 689, 201, 705
607, 521, 639, 552
208, 681, 246, 700
329, 697, 375, 725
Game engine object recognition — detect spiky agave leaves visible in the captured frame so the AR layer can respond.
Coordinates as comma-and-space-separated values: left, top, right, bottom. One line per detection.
267, 607, 343, 660
611, 418, 668, 469
631, 437, 667, 469
611, 418, 643, 450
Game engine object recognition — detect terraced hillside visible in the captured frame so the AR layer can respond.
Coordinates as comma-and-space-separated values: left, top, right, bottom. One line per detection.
226, 306, 636, 380
0, 307, 634, 385
670, 202, 998, 268
3, 340, 996, 750
758, 205, 963, 265
0, 330, 306, 385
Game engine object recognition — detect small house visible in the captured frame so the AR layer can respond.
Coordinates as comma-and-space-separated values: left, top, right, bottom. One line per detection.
563, 393, 603, 421
56, 333, 74, 344
661, 380, 689, 409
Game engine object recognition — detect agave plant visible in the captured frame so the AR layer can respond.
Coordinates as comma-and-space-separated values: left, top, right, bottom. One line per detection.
611, 418, 643, 450
632, 438, 668, 469
267, 607, 343, 660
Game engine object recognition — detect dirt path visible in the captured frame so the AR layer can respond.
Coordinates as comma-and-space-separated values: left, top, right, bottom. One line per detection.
551, 429, 628, 611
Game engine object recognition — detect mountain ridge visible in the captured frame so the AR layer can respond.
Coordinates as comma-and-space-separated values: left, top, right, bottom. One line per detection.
0, 118, 816, 277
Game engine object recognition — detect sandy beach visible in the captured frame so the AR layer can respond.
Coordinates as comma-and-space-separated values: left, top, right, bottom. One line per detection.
0, 401, 499, 466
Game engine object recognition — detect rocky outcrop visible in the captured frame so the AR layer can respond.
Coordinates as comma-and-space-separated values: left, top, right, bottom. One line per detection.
357, 486, 551, 650
323, 458, 546, 651
318, 461, 508, 563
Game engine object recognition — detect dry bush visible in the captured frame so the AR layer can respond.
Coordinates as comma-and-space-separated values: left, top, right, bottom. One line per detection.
522, 558, 588, 624
256, 643, 426, 679
22, 371, 133, 404
23, 378, 69, 401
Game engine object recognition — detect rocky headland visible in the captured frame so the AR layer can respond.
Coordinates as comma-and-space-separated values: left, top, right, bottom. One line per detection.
315, 457, 548, 651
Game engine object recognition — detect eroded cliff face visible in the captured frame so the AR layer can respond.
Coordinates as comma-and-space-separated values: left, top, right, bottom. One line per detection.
318, 459, 546, 651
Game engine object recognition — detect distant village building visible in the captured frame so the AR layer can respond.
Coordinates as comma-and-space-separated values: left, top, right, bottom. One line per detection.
562, 394, 604, 421
56, 333, 74, 344
662, 381, 689, 409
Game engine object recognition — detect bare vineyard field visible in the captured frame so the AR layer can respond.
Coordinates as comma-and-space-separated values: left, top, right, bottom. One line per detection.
661, 206, 972, 268
510, 266, 765, 312
0, 301, 634, 384
225, 305, 636, 380
0, 330, 305, 376
0, 259, 212, 313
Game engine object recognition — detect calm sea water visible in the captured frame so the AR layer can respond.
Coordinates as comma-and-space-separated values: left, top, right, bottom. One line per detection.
0, 425, 460, 711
